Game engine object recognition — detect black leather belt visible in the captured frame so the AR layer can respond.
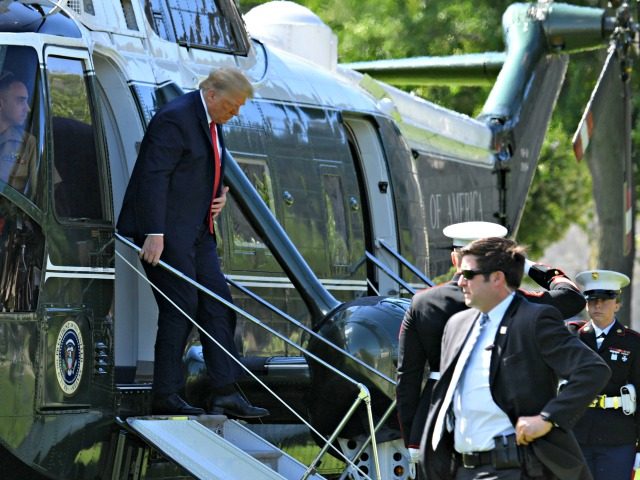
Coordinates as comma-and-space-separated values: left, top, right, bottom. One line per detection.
459, 435, 522, 470
461, 450, 494, 468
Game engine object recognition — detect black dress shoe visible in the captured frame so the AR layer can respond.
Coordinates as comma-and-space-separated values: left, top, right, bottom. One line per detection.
209, 392, 269, 418
152, 393, 205, 415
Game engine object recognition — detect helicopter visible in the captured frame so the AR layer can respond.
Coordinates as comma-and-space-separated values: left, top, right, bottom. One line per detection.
0, 0, 634, 479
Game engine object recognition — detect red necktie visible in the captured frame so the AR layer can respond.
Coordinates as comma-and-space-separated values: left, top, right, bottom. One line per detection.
208, 122, 221, 234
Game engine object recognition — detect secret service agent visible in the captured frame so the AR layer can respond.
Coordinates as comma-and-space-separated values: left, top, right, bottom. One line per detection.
397, 222, 586, 451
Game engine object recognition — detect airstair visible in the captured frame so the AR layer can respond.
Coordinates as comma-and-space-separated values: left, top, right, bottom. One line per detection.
114, 233, 424, 479
114, 414, 325, 480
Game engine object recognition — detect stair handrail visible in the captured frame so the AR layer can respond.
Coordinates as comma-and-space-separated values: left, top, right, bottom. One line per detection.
365, 250, 416, 295
226, 276, 395, 386
116, 234, 381, 479
376, 238, 434, 287
337, 399, 398, 480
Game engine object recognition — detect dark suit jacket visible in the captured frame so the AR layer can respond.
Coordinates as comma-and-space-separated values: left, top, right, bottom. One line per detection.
421, 295, 611, 480
117, 90, 225, 247
397, 265, 585, 448
397, 277, 467, 448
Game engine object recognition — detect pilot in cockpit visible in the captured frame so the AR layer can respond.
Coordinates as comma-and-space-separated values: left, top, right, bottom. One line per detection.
0, 71, 36, 193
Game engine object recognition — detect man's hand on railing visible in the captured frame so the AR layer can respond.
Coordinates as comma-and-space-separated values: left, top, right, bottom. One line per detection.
140, 234, 164, 266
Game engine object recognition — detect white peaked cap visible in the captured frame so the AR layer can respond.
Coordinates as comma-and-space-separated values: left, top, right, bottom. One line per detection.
575, 270, 630, 298
442, 221, 508, 247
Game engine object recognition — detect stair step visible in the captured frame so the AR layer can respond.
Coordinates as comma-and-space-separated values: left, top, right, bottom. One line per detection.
127, 417, 285, 479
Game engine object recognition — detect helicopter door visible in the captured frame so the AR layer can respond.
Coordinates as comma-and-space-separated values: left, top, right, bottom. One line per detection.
92, 57, 162, 383
343, 116, 399, 296
39, 49, 114, 409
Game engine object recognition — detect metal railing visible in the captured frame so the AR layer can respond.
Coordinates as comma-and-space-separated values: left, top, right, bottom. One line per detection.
362, 239, 434, 296
376, 238, 434, 287
116, 233, 395, 479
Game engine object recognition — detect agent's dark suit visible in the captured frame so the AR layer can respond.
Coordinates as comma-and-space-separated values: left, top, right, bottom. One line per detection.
421, 295, 610, 480
117, 90, 242, 395
397, 265, 585, 449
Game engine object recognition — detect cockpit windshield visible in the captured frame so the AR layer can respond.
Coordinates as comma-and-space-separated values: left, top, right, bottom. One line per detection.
0, 46, 40, 202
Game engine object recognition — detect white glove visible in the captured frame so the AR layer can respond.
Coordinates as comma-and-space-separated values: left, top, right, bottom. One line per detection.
408, 448, 420, 479
524, 258, 534, 275
634, 452, 640, 470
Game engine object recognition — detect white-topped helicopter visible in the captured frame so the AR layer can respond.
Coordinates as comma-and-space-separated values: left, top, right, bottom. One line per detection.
0, 0, 634, 478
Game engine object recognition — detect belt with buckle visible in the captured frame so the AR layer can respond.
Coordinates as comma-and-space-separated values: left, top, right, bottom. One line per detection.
589, 395, 622, 409
461, 450, 493, 468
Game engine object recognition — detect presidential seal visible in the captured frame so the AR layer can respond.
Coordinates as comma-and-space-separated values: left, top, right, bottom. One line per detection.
55, 320, 84, 395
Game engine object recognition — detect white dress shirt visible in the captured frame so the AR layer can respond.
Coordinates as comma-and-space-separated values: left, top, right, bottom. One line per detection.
453, 293, 516, 453
591, 319, 614, 349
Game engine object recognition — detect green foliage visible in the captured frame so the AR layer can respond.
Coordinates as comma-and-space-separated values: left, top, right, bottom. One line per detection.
49, 74, 91, 123
519, 121, 593, 257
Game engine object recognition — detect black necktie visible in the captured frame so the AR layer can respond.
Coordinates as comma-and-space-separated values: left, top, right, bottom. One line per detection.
596, 332, 606, 349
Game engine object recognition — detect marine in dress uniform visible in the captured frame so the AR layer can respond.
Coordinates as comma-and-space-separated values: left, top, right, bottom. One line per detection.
573, 270, 639, 480
396, 222, 586, 473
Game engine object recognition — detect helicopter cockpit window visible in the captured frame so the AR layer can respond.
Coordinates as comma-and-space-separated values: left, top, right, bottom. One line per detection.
47, 56, 106, 222
144, 0, 250, 55
0, 47, 41, 203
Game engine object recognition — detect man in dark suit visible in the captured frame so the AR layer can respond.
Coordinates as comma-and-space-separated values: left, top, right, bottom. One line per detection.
117, 68, 268, 418
397, 222, 586, 467
421, 237, 610, 480
572, 270, 639, 480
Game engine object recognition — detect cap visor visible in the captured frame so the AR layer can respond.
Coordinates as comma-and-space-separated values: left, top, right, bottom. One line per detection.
584, 290, 618, 300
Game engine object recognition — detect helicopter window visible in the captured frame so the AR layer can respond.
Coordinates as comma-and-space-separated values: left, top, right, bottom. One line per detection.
229, 156, 274, 250
47, 56, 106, 222
120, 0, 139, 31
131, 82, 183, 126
83, 0, 96, 15
321, 170, 349, 269
0, 47, 42, 203
144, 0, 250, 55
0, 197, 43, 312
144, 0, 172, 41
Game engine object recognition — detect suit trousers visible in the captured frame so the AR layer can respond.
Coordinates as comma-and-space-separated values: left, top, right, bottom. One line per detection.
141, 226, 243, 395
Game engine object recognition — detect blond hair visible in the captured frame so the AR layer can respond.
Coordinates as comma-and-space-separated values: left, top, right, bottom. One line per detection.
199, 67, 253, 98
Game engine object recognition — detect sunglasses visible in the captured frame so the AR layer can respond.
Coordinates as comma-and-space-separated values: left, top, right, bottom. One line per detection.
460, 269, 490, 280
